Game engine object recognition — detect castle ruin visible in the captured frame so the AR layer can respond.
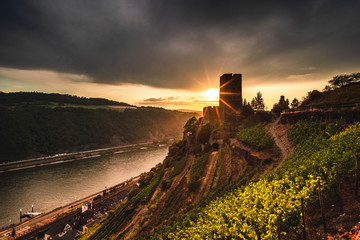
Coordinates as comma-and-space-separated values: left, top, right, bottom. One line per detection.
203, 106, 220, 126
203, 73, 242, 125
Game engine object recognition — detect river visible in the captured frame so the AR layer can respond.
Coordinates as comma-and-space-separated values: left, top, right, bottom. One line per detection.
0, 145, 169, 229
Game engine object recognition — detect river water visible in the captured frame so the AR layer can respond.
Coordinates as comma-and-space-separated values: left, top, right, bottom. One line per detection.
0, 145, 169, 229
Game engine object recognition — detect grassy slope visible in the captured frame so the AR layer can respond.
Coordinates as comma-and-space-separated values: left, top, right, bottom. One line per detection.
0, 91, 132, 107
79, 118, 360, 239
302, 83, 360, 106
144, 121, 360, 239
79, 130, 272, 240
236, 123, 275, 151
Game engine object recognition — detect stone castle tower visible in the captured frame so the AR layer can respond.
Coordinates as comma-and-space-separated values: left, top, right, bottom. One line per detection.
219, 73, 242, 122
203, 73, 242, 125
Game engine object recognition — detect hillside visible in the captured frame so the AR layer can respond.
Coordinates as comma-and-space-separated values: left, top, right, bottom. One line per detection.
0, 91, 133, 108
79, 121, 283, 239
77, 117, 360, 240
301, 82, 360, 106
0, 105, 197, 162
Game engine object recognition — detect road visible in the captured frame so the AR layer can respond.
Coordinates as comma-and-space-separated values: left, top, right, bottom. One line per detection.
0, 142, 155, 173
0, 177, 140, 240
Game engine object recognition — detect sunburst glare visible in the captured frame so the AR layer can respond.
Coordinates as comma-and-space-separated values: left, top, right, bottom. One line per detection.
203, 88, 219, 101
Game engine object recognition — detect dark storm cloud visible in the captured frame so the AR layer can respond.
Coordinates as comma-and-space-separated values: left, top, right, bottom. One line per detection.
1, 0, 360, 89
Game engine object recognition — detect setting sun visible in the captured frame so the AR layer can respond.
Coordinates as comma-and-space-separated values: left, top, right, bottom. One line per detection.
203, 88, 219, 100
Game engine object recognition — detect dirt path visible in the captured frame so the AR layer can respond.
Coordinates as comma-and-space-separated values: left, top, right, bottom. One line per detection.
268, 117, 294, 170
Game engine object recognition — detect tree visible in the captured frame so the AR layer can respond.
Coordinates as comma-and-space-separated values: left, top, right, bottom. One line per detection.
271, 95, 289, 115
251, 92, 265, 111
183, 116, 199, 134
323, 85, 333, 92
240, 98, 254, 117
197, 123, 212, 144
243, 98, 248, 106
328, 72, 360, 88
139, 171, 155, 187
291, 98, 299, 109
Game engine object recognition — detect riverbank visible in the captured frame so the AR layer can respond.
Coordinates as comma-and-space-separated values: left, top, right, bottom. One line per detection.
0, 144, 170, 232
0, 142, 168, 173
0, 174, 141, 240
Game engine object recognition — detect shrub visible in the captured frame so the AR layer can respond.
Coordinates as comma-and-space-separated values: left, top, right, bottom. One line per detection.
236, 123, 274, 150
161, 178, 173, 191
197, 124, 212, 144
188, 152, 211, 191
127, 188, 141, 200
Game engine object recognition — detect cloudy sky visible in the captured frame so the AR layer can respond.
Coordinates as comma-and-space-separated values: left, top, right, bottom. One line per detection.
1, 0, 360, 110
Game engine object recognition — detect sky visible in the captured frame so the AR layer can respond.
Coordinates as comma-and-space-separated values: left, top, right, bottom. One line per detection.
1, 0, 360, 110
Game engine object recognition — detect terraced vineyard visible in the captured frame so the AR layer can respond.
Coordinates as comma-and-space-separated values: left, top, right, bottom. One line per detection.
237, 123, 275, 150
80, 120, 360, 239
142, 121, 360, 239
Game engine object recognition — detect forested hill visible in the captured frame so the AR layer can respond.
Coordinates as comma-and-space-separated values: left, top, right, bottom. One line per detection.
0, 91, 133, 107
0, 105, 197, 162
301, 82, 360, 106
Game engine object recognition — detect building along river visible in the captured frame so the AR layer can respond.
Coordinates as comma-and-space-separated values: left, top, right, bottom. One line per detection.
0, 144, 169, 229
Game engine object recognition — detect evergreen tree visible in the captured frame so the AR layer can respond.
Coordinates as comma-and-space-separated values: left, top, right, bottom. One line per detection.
290, 98, 299, 109
271, 95, 289, 115
240, 98, 254, 117
251, 92, 265, 111
243, 98, 248, 106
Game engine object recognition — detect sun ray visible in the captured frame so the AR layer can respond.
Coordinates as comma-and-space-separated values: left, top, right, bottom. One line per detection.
219, 92, 241, 95
215, 106, 222, 125
220, 77, 236, 89
219, 97, 239, 114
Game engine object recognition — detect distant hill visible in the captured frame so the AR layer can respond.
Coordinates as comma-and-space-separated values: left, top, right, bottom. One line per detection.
175, 109, 203, 114
0, 92, 133, 107
301, 82, 360, 106
0, 103, 197, 162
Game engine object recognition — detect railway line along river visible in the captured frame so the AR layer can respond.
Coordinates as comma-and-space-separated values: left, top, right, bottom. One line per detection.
0, 144, 169, 229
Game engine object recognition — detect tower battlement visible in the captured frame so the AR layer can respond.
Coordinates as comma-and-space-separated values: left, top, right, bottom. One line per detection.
203, 106, 220, 126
